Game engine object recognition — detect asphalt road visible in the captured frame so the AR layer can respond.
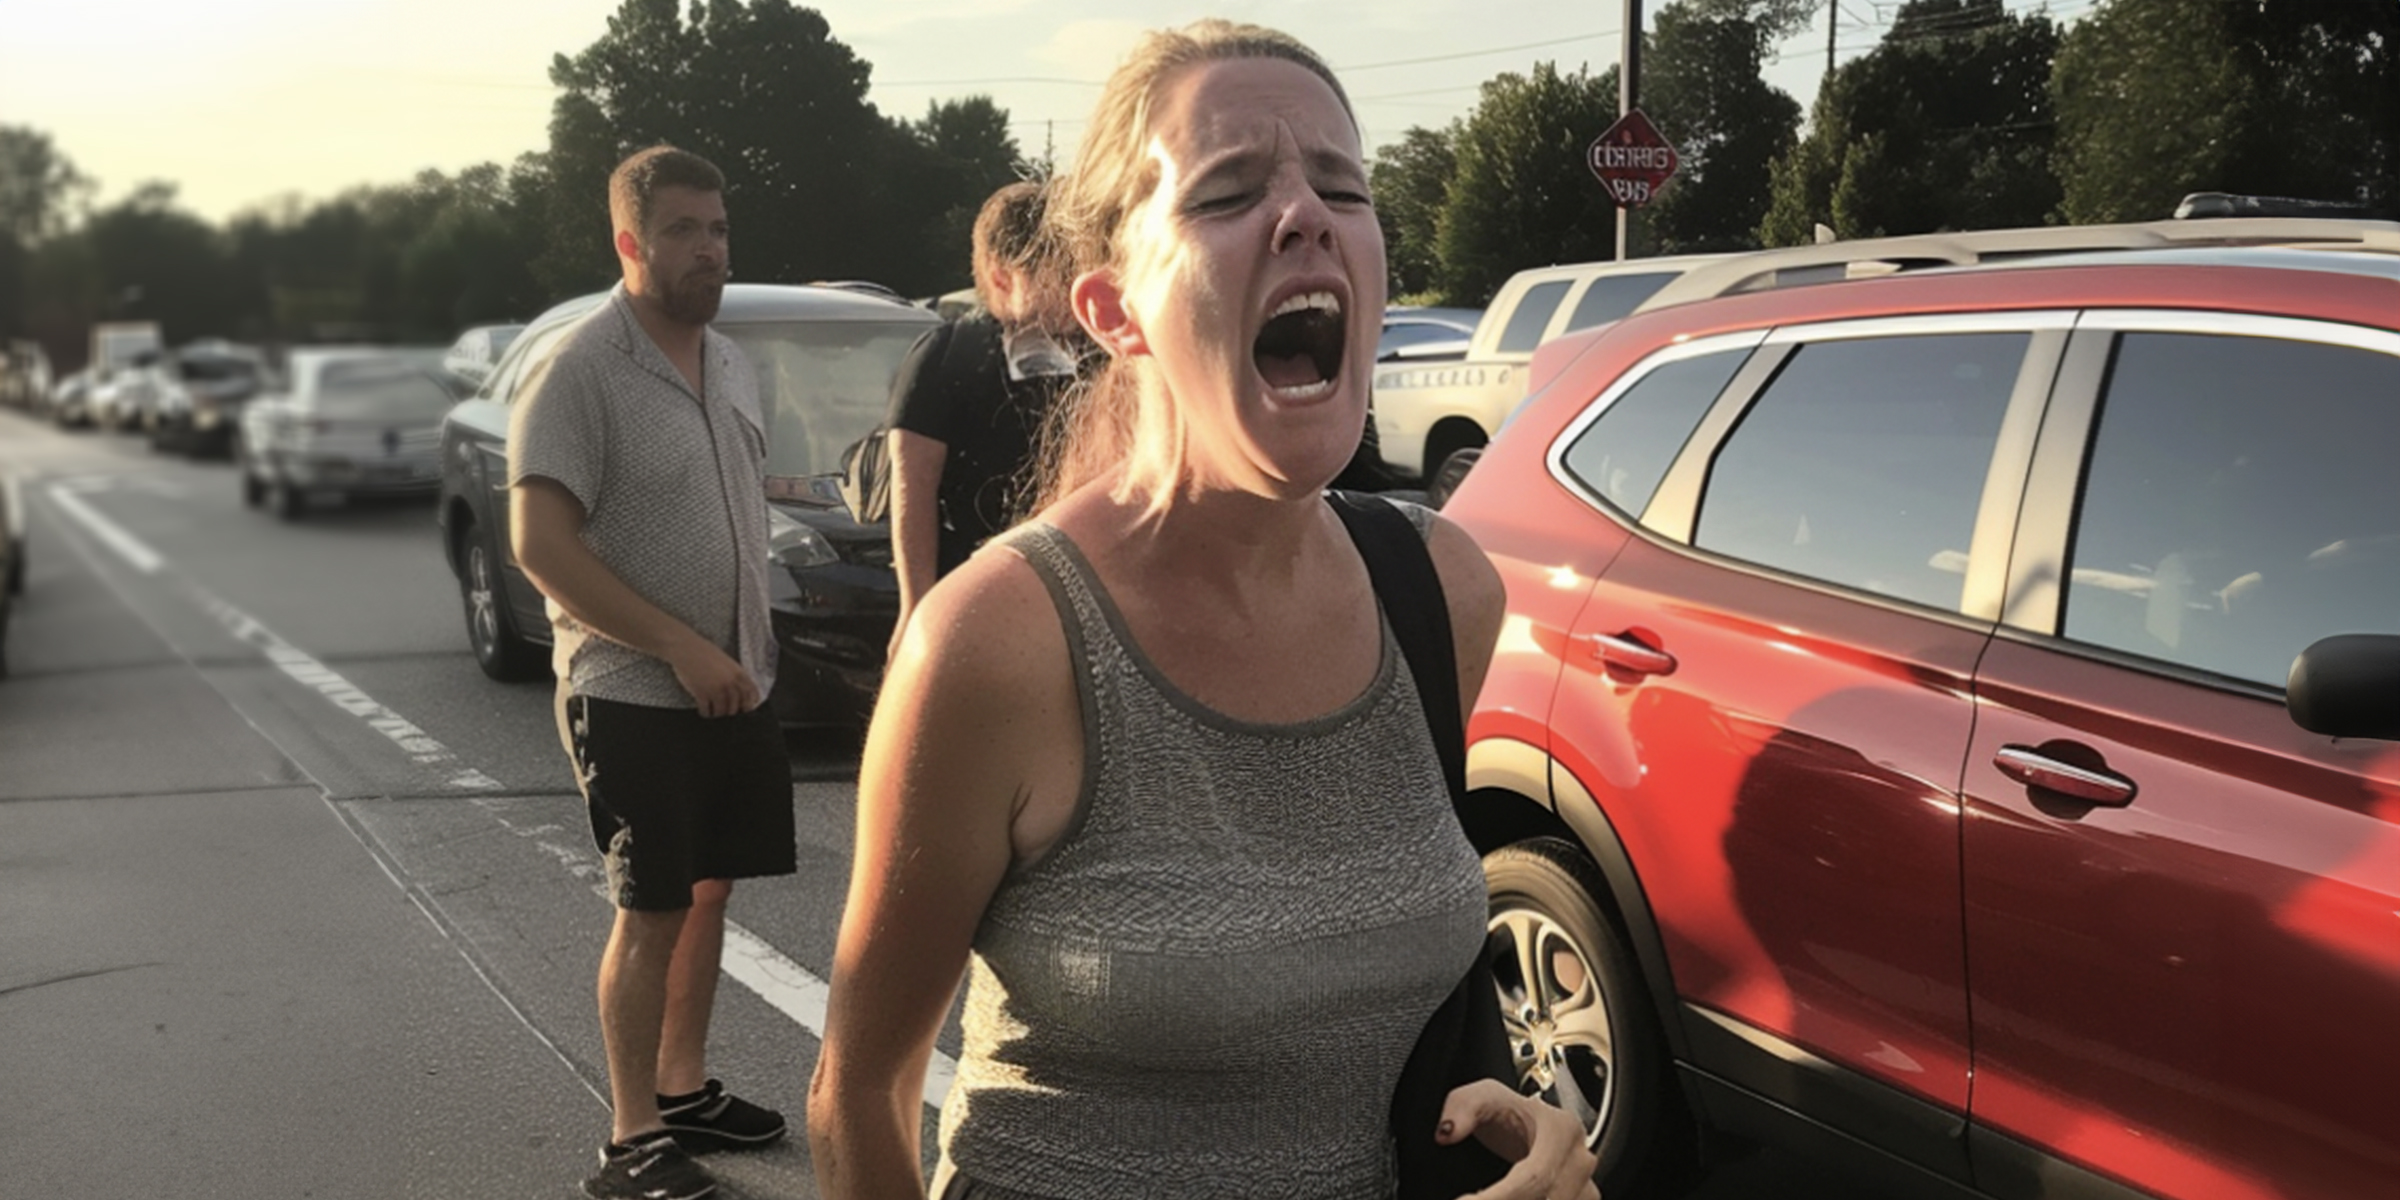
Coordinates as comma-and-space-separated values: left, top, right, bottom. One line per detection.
0, 407, 1887, 1199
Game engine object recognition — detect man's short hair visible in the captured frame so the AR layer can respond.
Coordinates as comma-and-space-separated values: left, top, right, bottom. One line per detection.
609, 145, 726, 241
971, 181, 1051, 310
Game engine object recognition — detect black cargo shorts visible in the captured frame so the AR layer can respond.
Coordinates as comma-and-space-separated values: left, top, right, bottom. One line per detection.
559, 690, 796, 911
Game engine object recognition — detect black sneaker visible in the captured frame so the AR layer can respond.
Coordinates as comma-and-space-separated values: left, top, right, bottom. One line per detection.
583, 1131, 716, 1200
659, 1078, 788, 1153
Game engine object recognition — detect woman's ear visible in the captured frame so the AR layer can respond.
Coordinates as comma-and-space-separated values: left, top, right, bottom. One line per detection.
1071, 269, 1147, 359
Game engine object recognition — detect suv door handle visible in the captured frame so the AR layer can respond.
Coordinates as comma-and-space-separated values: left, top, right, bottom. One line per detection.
1993, 745, 2137, 807
1580, 630, 1677, 677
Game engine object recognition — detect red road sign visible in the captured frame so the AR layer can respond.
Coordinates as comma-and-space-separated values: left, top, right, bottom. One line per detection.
1589, 110, 1679, 208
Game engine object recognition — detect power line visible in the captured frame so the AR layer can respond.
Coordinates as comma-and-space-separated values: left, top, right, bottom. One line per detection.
1334, 29, 1619, 73
875, 75, 1099, 89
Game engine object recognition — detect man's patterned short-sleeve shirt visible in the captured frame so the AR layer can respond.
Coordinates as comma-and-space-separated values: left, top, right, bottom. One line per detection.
506, 284, 777, 708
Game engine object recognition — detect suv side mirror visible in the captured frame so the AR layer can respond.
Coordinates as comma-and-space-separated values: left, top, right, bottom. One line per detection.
2287, 634, 2400, 740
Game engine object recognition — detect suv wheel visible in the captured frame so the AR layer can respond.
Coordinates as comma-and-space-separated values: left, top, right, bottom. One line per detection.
236, 440, 265, 508
1486, 838, 1693, 1197
459, 519, 546, 682
269, 474, 305, 521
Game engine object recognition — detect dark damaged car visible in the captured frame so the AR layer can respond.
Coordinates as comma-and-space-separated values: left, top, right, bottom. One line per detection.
436, 283, 938, 727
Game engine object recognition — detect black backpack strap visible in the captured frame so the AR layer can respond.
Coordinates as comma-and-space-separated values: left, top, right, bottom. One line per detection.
1328, 489, 1464, 806
1331, 489, 1515, 1198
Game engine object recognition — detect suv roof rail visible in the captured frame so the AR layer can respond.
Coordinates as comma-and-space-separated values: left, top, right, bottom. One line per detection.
2174, 191, 2386, 220
1633, 216, 2400, 317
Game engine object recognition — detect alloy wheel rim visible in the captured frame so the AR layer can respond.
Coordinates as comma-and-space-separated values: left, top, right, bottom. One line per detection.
1490, 905, 1617, 1149
467, 544, 499, 655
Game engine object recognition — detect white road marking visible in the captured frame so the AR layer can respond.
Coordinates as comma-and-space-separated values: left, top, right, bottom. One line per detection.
722, 922, 958, 1110
193, 588, 505, 788
482, 801, 962, 1111
47, 469, 936, 1106
47, 482, 164, 573
43, 474, 503, 789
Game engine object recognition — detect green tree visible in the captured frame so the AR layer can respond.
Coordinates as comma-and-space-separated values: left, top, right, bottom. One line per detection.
2052, 0, 2400, 223
0, 126, 92, 245
1644, 3, 1804, 253
1685, 0, 1823, 41
75, 183, 238, 346
538, 0, 1011, 299
899, 96, 1028, 296
1371, 125, 1459, 300
0, 126, 95, 341
1436, 62, 1627, 305
1760, 0, 2060, 244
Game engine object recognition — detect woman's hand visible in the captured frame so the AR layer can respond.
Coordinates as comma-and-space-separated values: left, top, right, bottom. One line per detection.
1434, 1079, 1601, 1200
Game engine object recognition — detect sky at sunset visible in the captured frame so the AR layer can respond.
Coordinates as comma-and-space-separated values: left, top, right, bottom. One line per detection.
2, 0, 2086, 224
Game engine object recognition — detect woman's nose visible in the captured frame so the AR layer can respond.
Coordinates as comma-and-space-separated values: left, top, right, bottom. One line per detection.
1272, 185, 1336, 255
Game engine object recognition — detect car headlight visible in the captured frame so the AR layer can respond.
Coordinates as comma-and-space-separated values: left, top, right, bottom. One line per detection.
767, 505, 839, 569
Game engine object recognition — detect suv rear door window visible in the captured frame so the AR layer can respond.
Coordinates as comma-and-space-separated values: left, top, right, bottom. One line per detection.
1495, 280, 1573, 355
1694, 332, 2028, 611
1563, 272, 1678, 333
1560, 346, 1750, 518
2063, 332, 2400, 687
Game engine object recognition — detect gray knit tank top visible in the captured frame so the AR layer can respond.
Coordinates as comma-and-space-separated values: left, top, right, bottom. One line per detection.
932, 511, 1489, 1200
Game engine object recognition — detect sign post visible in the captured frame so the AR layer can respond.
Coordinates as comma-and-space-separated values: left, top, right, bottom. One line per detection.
1590, 108, 1680, 260
1615, 0, 1644, 260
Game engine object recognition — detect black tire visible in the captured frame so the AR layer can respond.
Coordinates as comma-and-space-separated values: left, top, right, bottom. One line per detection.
458, 519, 547, 682
236, 439, 266, 508
1484, 838, 1696, 1198
270, 475, 304, 521
1421, 423, 1488, 486
1426, 446, 1483, 511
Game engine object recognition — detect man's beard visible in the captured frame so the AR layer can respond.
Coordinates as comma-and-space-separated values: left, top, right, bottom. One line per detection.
658, 269, 726, 325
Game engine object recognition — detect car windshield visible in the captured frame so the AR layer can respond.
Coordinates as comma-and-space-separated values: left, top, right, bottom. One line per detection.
180, 357, 257, 383
314, 360, 453, 419
724, 319, 931, 477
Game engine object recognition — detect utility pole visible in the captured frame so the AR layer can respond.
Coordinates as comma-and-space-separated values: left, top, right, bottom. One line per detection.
1616, 0, 1642, 261
1827, 0, 1839, 80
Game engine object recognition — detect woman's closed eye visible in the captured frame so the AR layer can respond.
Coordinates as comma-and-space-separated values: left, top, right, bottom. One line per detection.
1185, 190, 1258, 216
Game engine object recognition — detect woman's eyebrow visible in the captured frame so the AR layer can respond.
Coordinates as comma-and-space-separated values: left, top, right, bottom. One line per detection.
1183, 147, 1272, 192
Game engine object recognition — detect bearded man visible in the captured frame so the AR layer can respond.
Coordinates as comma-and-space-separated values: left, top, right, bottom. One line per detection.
508, 145, 790, 1200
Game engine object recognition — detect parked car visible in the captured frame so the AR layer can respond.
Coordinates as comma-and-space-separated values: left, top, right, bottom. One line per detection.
437, 283, 939, 727
439, 322, 523, 395
0, 470, 20, 676
1440, 220, 2400, 1200
88, 358, 168, 432
236, 346, 449, 518
1371, 254, 1732, 483
2, 340, 51, 410
1378, 305, 1483, 362
149, 340, 272, 455
48, 368, 94, 427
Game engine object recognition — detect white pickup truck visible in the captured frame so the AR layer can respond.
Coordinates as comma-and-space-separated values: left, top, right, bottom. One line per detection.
1370, 252, 1729, 483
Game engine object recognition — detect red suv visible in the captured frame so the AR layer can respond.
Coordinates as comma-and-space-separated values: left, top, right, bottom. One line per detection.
1443, 224, 2400, 1200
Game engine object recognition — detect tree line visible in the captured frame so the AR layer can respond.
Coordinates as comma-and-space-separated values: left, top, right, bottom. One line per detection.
0, 0, 1027, 373
1381, 0, 2398, 305
4, 0, 2396, 372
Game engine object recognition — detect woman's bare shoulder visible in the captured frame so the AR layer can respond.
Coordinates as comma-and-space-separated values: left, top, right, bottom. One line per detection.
891, 535, 1069, 704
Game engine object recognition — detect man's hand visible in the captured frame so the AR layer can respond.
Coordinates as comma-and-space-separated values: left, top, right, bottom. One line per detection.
1436, 1079, 1600, 1200
669, 638, 761, 718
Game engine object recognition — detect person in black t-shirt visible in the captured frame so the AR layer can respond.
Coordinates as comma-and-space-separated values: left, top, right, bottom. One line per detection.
886, 182, 1084, 658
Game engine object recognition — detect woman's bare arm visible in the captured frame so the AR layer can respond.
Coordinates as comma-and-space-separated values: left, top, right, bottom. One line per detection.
808, 548, 1078, 1199
1424, 511, 1507, 718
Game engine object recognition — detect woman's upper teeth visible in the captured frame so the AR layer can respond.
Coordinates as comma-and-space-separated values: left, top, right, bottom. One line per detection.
1271, 290, 1341, 319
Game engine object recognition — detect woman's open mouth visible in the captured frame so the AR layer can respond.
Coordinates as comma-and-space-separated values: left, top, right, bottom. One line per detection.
1253, 290, 1347, 403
